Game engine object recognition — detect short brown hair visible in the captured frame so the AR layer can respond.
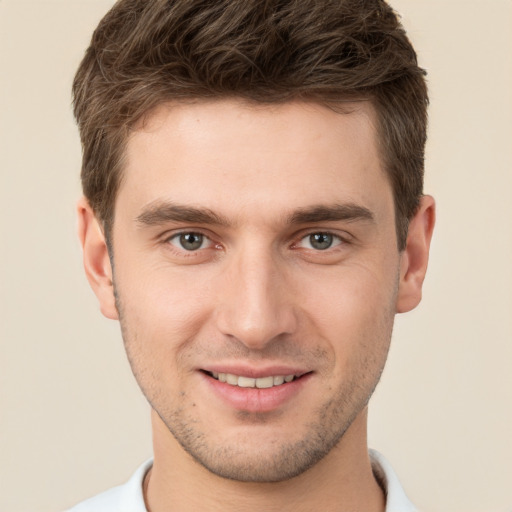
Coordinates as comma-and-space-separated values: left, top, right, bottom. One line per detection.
73, 0, 428, 250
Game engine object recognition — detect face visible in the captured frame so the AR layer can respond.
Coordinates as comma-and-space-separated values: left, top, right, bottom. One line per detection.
93, 100, 407, 482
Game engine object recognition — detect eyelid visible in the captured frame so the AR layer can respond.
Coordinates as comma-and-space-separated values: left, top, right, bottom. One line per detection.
159, 228, 352, 255
163, 229, 219, 251
298, 233, 340, 250
171, 233, 210, 250
293, 230, 351, 249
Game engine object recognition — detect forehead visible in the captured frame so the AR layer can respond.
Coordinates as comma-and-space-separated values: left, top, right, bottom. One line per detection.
118, 99, 391, 225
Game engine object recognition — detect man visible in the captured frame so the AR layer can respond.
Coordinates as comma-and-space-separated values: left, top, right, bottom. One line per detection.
69, 0, 435, 510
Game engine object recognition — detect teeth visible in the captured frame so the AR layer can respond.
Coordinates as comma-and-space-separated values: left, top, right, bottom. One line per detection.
238, 376, 256, 388
212, 373, 297, 388
226, 373, 238, 385
256, 376, 274, 389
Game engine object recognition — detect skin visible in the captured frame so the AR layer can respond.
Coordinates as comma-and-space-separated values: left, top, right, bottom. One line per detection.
78, 99, 435, 512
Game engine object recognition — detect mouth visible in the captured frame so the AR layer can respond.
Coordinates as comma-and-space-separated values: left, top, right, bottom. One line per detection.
207, 372, 299, 389
200, 369, 312, 412
203, 371, 306, 389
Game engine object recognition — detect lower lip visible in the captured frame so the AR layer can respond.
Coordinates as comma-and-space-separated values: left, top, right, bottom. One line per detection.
201, 373, 311, 413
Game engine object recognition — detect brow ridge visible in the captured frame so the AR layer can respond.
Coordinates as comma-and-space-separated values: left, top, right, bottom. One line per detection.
135, 201, 375, 228
136, 201, 230, 227
288, 204, 375, 225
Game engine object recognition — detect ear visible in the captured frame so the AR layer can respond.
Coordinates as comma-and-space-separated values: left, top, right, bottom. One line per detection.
77, 197, 118, 320
396, 195, 436, 313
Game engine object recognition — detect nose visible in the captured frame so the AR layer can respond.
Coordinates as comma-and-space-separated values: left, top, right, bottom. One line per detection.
215, 244, 298, 350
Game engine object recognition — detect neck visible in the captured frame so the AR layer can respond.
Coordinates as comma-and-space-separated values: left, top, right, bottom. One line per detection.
144, 409, 385, 512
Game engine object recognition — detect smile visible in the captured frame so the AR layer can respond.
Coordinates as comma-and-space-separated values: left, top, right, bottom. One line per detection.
209, 372, 297, 389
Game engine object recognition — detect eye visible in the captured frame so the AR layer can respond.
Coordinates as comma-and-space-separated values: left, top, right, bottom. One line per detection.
168, 232, 212, 251
298, 232, 342, 251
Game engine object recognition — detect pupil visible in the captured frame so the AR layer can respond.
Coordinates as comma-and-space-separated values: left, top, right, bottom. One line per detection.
180, 233, 203, 250
310, 233, 332, 250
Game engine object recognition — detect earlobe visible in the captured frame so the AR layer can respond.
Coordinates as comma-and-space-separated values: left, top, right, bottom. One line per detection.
396, 195, 436, 313
77, 197, 119, 320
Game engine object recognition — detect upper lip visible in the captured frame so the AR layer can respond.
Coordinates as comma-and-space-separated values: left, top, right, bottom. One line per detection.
200, 365, 310, 379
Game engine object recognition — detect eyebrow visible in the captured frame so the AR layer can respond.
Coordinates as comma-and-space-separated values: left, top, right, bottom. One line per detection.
136, 201, 230, 227
287, 204, 375, 225
135, 201, 375, 228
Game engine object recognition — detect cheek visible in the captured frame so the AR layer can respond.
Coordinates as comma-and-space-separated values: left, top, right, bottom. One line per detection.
114, 263, 216, 365
296, 262, 398, 371
113, 270, 211, 408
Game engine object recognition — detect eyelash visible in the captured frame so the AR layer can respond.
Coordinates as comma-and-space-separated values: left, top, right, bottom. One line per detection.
294, 232, 346, 251
165, 231, 218, 253
163, 230, 350, 255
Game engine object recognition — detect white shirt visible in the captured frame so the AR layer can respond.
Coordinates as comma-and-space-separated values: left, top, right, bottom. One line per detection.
66, 449, 418, 512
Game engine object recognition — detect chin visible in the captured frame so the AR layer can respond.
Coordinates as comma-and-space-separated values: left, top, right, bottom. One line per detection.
164, 411, 353, 483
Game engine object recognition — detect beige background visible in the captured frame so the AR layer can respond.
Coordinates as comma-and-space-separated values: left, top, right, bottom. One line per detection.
1, 1, 511, 511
